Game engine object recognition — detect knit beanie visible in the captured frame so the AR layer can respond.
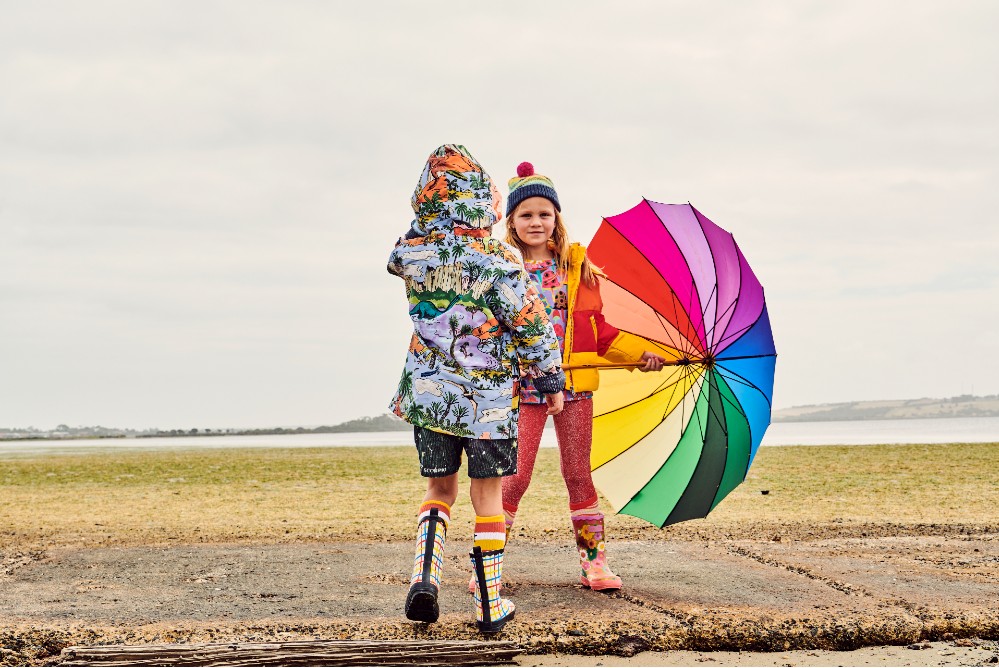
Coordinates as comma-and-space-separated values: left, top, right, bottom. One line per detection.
506, 162, 561, 216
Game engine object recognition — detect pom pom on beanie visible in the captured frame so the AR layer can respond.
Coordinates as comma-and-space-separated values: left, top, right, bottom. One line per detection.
507, 161, 560, 216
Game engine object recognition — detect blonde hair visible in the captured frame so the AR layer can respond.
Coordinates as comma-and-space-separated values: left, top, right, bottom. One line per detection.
505, 204, 603, 286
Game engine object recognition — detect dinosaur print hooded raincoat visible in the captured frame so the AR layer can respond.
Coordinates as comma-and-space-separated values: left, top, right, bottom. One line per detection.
388, 145, 563, 440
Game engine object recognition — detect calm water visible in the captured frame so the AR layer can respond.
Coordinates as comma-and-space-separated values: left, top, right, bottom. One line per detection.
2, 417, 998, 458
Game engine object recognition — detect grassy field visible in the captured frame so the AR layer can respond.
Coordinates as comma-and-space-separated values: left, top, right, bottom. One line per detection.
1, 442, 996, 553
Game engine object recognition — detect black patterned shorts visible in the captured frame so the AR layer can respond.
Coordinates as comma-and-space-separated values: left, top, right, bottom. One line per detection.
413, 427, 518, 479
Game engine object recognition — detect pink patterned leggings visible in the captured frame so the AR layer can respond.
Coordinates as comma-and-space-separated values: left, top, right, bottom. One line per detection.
502, 399, 598, 514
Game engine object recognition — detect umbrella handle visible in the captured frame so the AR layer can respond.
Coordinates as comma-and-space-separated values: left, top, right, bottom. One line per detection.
563, 360, 695, 370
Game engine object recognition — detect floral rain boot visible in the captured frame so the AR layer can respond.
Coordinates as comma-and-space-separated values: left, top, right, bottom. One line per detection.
405, 506, 447, 622
469, 546, 515, 633
572, 512, 622, 591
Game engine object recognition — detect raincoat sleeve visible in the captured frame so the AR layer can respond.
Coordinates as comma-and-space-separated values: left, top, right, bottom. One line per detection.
493, 266, 565, 387
403, 220, 421, 240
387, 248, 402, 278
386, 235, 410, 279
388, 221, 429, 278
604, 332, 649, 365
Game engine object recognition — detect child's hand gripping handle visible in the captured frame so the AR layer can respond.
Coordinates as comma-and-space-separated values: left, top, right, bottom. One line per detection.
544, 392, 564, 416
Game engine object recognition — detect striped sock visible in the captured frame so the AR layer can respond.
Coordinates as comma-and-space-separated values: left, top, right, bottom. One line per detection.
419, 500, 451, 524
411, 500, 451, 589
501, 505, 516, 540
569, 496, 600, 515
474, 515, 506, 552
570, 500, 600, 520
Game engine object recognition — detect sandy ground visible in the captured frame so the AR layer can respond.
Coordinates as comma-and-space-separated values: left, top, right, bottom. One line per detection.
522, 639, 999, 666
3, 445, 997, 665
2, 533, 997, 666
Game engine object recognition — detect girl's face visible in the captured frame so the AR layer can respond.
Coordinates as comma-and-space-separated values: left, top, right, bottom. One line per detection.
512, 197, 557, 252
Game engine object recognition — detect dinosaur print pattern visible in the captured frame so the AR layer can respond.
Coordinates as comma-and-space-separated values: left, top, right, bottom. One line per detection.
410, 294, 461, 320
388, 145, 562, 439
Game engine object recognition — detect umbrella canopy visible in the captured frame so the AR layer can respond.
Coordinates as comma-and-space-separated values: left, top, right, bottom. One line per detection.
585, 200, 776, 527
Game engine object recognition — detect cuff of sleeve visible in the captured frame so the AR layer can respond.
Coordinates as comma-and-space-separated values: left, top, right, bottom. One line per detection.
602, 331, 648, 365
533, 370, 566, 395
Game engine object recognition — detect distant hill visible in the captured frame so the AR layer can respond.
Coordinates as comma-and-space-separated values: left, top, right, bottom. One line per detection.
773, 394, 999, 422
323, 414, 410, 432
1, 414, 411, 441
151, 414, 411, 436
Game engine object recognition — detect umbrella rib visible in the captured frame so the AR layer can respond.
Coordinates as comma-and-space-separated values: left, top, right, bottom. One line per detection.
711, 238, 754, 352
653, 311, 695, 358
712, 293, 739, 341
700, 283, 720, 352
600, 276, 695, 356
592, 364, 701, 419
714, 353, 778, 362
713, 307, 751, 351
715, 363, 774, 411
714, 373, 753, 432
690, 204, 730, 351
685, 203, 722, 352
605, 202, 704, 357
591, 365, 702, 473
702, 374, 727, 438
643, 199, 708, 356
652, 370, 707, 528
714, 365, 773, 471
711, 372, 758, 482
678, 373, 731, 519
714, 300, 770, 353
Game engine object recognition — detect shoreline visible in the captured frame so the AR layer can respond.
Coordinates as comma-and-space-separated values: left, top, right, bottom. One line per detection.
2, 425, 998, 459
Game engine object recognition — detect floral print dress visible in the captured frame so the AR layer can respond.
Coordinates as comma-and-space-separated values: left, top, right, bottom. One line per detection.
519, 258, 593, 405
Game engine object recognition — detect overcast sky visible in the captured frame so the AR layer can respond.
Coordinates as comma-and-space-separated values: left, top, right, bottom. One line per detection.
2, 1, 997, 430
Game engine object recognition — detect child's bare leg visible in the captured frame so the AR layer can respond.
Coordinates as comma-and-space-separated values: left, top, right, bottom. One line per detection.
469, 476, 502, 517
424, 473, 458, 508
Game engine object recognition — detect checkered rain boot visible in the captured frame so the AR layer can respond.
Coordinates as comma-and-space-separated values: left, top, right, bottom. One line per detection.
572, 511, 622, 591
468, 519, 512, 594
405, 507, 447, 622
469, 546, 515, 633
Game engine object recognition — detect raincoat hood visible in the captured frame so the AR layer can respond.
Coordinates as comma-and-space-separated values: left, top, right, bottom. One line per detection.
411, 144, 500, 236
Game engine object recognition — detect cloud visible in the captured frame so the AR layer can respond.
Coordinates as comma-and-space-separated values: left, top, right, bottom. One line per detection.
2, 1, 997, 428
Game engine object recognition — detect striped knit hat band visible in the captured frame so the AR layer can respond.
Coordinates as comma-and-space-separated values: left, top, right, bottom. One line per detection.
506, 162, 561, 216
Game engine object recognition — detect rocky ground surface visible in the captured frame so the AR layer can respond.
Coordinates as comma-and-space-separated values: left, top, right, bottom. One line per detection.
1, 533, 997, 666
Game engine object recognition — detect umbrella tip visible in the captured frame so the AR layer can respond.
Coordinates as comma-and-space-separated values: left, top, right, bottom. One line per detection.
516, 162, 534, 177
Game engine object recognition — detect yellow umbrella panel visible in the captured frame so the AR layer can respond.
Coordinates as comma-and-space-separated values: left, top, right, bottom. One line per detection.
592, 366, 705, 512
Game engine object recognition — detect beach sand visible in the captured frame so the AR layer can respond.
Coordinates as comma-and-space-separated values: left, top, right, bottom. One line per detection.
524, 639, 999, 666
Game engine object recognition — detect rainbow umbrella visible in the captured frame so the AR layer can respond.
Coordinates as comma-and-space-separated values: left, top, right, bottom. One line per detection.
584, 200, 776, 527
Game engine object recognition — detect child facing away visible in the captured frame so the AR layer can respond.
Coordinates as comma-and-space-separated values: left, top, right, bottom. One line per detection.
500, 162, 665, 591
387, 145, 566, 633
